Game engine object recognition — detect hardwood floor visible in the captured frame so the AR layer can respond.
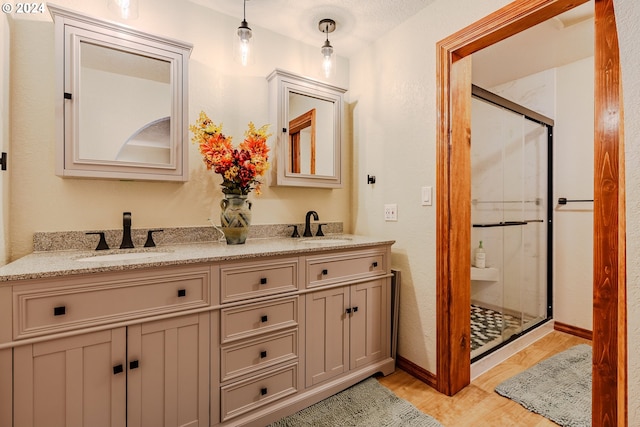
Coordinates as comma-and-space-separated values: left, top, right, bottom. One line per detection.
378, 331, 591, 426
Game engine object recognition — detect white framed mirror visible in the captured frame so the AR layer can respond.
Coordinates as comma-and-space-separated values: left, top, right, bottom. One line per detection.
267, 69, 346, 188
50, 5, 192, 181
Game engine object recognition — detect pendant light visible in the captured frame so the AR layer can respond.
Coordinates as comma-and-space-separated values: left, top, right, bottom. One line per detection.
319, 19, 336, 78
236, 0, 253, 66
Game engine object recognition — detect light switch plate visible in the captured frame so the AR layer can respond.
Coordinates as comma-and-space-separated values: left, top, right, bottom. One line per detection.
421, 186, 432, 206
384, 204, 398, 221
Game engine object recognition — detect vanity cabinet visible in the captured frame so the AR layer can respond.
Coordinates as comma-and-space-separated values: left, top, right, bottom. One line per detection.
10, 264, 212, 427
13, 314, 209, 427
305, 279, 388, 387
2, 240, 395, 427
216, 257, 302, 423
304, 249, 389, 388
13, 328, 126, 427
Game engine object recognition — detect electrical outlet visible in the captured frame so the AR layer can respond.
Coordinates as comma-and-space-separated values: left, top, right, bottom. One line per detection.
384, 204, 397, 221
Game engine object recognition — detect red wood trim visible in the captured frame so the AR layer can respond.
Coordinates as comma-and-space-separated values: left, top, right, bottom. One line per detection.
593, 0, 627, 425
554, 322, 593, 341
396, 356, 437, 389
435, 0, 590, 398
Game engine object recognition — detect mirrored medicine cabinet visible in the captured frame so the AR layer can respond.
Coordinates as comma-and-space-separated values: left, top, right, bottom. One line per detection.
49, 5, 192, 181
267, 69, 346, 188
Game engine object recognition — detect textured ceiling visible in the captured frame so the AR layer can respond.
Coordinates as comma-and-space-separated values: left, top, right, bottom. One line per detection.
188, 0, 437, 57
187, 0, 594, 83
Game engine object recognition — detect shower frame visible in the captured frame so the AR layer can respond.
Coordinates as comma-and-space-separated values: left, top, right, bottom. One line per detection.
469, 84, 554, 363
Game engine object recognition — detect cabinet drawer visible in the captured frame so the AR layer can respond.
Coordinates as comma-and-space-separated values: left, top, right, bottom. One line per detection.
220, 363, 298, 422
306, 249, 386, 288
221, 297, 298, 343
221, 329, 298, 382
13, 265, 211, 339
220, 258, 299, 303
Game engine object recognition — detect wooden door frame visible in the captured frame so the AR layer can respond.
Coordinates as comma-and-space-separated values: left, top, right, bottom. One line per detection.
435, 0, 627, 425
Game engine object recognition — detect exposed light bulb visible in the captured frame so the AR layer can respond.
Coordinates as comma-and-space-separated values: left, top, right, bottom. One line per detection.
321, 40, 333, 78
235, 0, 253, 66
319, 19, 336, 78
108, 0, 138, 20
237, 21, 252, 66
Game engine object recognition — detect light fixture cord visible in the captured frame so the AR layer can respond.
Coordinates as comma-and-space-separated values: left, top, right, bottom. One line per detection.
243, 0, 247, 21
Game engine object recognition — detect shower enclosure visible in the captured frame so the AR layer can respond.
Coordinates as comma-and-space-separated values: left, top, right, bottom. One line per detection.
470, 85, 552, 361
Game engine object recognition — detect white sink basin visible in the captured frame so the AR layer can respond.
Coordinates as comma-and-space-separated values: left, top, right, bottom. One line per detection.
76, 251, 168, 262
300, 238, 352, 245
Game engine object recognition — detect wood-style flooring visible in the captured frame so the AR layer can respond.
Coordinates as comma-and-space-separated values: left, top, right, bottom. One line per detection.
378, 331, 591, 427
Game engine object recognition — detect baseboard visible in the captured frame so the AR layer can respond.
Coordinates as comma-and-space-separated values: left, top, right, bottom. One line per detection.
554, 321, 593, 340
396, 355, 437, 389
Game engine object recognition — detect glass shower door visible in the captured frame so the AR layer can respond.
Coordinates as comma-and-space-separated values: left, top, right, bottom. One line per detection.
470, 90, 551, 360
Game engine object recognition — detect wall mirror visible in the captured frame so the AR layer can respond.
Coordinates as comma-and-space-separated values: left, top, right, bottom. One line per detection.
50, 5, 192, 181
267, 69, 346, 188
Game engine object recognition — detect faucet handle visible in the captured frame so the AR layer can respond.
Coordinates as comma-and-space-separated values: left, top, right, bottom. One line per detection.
86, 232, 110, 251
316, 224, 327, 237
144, 229, 164, 248
288, 225, 300, 238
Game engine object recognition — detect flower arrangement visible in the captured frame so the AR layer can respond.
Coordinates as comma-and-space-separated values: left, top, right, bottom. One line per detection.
190, 111, 271, 195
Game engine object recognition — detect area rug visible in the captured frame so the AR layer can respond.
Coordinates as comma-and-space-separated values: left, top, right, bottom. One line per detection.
268, 377, 444, 427
495, 344, 592, 427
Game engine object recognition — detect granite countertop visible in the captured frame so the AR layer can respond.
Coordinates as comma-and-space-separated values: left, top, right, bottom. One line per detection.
0, 235, 395, 283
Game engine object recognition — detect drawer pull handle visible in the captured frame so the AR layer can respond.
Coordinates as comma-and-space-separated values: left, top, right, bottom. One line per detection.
372, 261, 378, 267
260, 350, 267, 359
346, 308, 352, 314
260, 277, 268, 285
53, 306, 66, 316
261, 315, 268, 323
177, 289, 186, 297
261, 387, 268, 396
113, 364, 124, 375
322, 269, 328, 275
129, 360, 139, 370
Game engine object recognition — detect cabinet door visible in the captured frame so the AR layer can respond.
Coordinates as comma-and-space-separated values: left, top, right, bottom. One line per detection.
127, 313, 209, 427
350, 279, 389, 370
13, 328, 127, 427
305, 287, 349, 387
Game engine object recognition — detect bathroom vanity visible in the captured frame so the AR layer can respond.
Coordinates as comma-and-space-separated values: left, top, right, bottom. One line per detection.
0, 236, 395, 427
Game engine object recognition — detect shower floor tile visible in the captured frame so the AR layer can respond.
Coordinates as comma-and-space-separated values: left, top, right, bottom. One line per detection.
470, 304, 522, 353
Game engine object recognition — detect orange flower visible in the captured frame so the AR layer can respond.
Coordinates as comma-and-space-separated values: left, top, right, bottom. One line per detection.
190, 112, 270, 195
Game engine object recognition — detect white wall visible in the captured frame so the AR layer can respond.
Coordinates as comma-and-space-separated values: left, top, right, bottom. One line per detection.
6, 0, 351, 261
0, 13, 9, 266
553, 56, 594, 331
349, 0, 513, 373
615, 0, 640, 423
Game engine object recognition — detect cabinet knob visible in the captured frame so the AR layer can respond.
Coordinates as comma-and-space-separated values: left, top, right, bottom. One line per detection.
261, 387, 268, 396
346, 308, 352, 314
54, 306, 66, 316
113, 364, 124, 375
177, 289, 186, 297
129, 360, 139, 370
260, 277, 268, 285
372, 261, 378, 267
260, 350, 267, 359
261, 315, 268, 323
322, 269, 328, 275
353, 306, 359, 312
